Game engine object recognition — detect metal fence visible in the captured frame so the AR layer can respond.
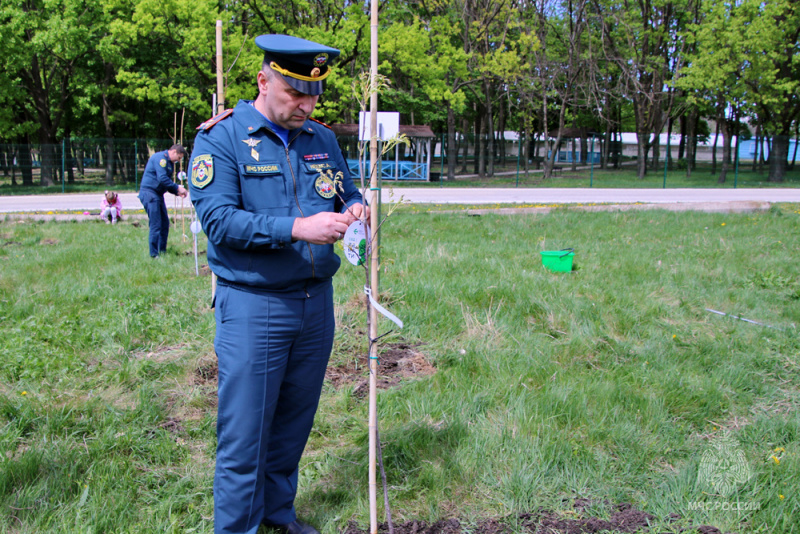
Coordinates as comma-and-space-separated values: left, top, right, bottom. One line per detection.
0, 138, 178, 190
1, 133, 797, 189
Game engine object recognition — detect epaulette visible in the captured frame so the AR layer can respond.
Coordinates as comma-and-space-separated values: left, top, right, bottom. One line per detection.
197, 109, 234, 131
309, 117, 331, 130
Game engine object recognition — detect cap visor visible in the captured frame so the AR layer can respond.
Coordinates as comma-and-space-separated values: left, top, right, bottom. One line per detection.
280, 75, 324, 96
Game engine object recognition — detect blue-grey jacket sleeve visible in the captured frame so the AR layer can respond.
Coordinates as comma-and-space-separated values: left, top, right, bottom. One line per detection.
155, 153, 180, 195
189, 130, 296, 250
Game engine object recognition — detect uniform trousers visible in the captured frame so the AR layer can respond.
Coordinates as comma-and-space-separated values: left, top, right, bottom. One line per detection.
213, 281, 334, 534
140, 194, 170, 257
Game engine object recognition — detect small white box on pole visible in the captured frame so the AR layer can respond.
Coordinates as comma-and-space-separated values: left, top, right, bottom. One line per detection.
358, 111, 399, 141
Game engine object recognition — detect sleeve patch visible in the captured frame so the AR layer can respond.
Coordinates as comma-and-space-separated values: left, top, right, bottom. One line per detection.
191, 154, 214, 189
159, 159, 167, 167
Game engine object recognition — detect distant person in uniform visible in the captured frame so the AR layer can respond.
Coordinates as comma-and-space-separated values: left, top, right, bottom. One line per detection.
138, 144, 188, 257
189, 34, 367, 534
100, 190, 122, 224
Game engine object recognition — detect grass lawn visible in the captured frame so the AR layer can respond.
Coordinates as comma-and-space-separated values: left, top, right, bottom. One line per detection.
1, 203, 799, 533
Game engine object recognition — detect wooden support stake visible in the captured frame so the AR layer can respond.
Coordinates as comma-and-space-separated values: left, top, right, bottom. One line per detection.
368, 0, 380, 532
211, 20, 224, 303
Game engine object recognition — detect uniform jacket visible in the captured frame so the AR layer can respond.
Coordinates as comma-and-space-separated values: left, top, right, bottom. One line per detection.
138, 150, 179, 200
189, 100, 364, 295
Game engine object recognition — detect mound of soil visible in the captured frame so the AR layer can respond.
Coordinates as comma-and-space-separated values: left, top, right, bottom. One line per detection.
192, 342, 434, 399
325, 342, 436, 397
341, 505, 729, 534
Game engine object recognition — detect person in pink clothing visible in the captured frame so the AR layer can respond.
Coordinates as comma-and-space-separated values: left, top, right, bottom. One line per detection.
101, 190, 122, 224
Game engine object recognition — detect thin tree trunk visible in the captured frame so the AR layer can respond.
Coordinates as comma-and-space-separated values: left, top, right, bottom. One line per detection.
685, 108, 697, 179
665, 117, 673, 170
711, 119, 720, 176
102, 63, 115, 186
446, 105, 456, 181
460, 118, 469, 174
651, 132, 660, 171
571, 137, 577, 172
484, 80, 494, 177
473, 105, 482, 175
497, 98, 506, 168
580, 132, 588, 165
751, 123, 760, 172
20, 137, 34, 186
65, 135, 75, 184
718, 118, 731, 184
769, 134, 789, 182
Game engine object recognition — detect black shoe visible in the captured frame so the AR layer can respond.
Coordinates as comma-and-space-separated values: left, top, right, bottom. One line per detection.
264, 520, 320, 534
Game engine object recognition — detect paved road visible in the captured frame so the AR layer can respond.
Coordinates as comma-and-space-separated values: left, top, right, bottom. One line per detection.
1, 187, 799, 214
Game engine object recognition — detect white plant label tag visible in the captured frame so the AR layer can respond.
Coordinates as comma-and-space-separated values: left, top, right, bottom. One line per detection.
343, 220, 369, 266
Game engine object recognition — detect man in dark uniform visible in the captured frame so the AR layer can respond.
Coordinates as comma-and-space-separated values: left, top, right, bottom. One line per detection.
189, 35, 367, 534
138, 144, 188, 257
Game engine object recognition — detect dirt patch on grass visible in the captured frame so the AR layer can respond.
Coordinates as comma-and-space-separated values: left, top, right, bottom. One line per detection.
326, 342, 436, 397
185, 355, 219, 412
158, 416, 184, 434
342, 504, 729, 534
190, 342, 435, 398
192, 358, 218, 386
520, 503, 657, 533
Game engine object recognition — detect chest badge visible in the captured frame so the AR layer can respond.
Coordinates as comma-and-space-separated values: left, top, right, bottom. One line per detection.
242, 138, 261, 161
314, 175, 336, 199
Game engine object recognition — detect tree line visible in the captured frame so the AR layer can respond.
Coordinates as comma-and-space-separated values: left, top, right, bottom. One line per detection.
1, 0, 798, 186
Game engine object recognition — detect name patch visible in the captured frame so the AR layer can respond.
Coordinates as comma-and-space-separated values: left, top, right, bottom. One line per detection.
242, 163, 281, 175
305, 162, 334, 173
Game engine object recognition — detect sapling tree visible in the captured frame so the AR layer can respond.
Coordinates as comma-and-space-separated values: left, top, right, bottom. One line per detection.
317, 70, 408, 532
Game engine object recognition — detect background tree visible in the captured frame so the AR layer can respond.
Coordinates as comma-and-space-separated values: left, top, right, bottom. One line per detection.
594, 0, 691, 178
676, 0, 748, 184
739, 0, 800, 182
107, 0, 221, 139
406, 0, 477, 181
469, 0, 524, 177
0, 0, 101, 185
1, 0, 798, 187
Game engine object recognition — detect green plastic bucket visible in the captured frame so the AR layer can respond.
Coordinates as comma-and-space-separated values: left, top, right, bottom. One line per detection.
541, 249, 574, 272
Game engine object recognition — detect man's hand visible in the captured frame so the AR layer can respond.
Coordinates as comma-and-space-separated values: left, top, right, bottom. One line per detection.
344, 203, 370, 224
292, 212, 353, 245
177, 185, 188, 198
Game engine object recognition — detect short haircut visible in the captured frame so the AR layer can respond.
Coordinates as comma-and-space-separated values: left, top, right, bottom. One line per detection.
170, 144, 187, 156
261, 60, 276, 79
